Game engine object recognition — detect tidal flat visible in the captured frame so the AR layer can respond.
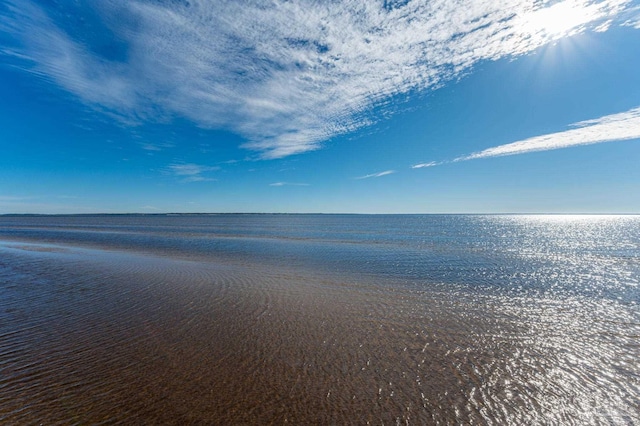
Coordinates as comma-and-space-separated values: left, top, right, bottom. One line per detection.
1, 214, 639, 424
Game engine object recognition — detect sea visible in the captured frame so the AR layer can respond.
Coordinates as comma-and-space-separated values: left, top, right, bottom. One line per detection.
0, 214, 638, 424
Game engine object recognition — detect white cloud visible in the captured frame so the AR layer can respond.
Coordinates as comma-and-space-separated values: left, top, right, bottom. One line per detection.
167, 163, 219, 182
455, 106, 640, 161
178, 176, 216, 183
1, 0, 634, 158
356, 170, 395, 179
168, 163, 219, 176
412, 161, 439, 169
621, 6, 640, 28
269, 182, 310, 187
140, 142, 174, 152
594, 19, 613, 31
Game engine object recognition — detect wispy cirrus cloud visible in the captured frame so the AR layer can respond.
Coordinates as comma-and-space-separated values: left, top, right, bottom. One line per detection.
269, 182, 310, 187
139, 142, 174, 152
167, 163, 219, 183
356, 170, 395, 179
1, 0, 634, 158
411, 161, 439, 169
621, 6, 640, 28
455, 106, 640, 161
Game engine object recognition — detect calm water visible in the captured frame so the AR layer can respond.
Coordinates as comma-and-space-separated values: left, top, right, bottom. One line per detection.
0, 214, 639, 424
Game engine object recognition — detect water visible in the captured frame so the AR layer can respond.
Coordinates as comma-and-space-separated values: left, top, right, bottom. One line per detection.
0, 214, 639, 424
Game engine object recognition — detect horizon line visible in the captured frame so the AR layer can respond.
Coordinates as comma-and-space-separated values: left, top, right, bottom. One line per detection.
2, 212, 639, 217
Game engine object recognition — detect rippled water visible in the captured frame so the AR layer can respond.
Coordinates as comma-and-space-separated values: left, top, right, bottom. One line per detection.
0, 214, 639, 424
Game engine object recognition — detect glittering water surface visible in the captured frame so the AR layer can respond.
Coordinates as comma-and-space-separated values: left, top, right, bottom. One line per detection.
0, 215, 639, 424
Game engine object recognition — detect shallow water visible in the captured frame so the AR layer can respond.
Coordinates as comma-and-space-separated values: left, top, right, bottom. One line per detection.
0, 215, 639, 424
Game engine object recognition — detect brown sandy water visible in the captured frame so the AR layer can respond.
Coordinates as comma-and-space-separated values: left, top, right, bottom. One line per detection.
1, 241, 639, 424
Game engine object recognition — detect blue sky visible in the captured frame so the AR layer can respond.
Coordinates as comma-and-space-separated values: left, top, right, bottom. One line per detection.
1, 0, 639, 213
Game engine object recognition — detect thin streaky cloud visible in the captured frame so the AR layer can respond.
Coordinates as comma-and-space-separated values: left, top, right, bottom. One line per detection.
356, 170, 395, 180
621, 7, 640, 28
269, 182, 310, 187
168, 163, 219, 176
167, 163, 219, 183
140, 142, 174, 152
412, 161, 439, 169
455, 106, 640, 161
1, 0, 635, 158
179, 176, 216, 183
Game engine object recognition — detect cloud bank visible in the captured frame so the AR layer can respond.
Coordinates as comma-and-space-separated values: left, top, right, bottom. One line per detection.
456, 106, 640, 161
1, 0, 634, 158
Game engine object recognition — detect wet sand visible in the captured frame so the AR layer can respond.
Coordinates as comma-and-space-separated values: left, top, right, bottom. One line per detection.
1, 241, 639, 424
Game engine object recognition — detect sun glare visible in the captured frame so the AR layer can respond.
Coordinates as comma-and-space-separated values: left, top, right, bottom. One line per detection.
522, 1, 600, 39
